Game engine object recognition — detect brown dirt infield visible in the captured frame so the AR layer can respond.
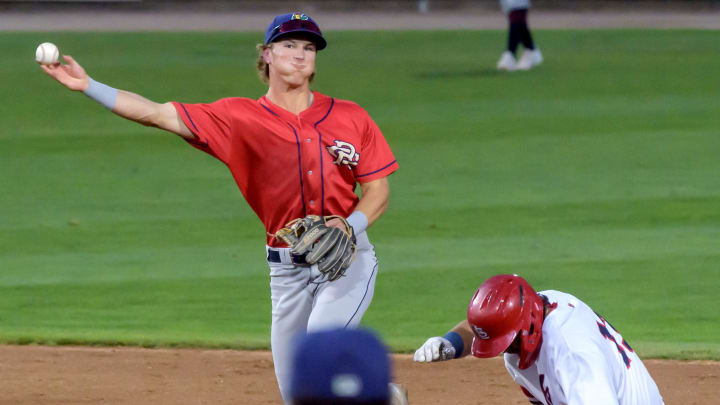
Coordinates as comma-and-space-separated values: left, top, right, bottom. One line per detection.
1, 345, 717, 404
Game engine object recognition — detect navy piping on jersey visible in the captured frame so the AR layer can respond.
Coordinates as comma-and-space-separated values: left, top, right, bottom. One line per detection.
314, 97, 335, 125
344, 255, 378, 328
313, 97, 335, 215
260, 103, 307, 216
179, 103, 200, 133
357, 159, 398, 178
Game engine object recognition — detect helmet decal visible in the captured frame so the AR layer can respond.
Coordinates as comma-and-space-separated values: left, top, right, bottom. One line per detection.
472, 325, 490, 340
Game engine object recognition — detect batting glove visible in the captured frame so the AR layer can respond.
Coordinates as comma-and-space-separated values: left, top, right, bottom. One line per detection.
413, 336, 455, 362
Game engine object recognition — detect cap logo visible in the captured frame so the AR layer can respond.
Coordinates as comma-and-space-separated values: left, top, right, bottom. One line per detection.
327, 140, 360, 168
331, 374, 362, 397
472, 325, 490, 340
266, 12, 326, 50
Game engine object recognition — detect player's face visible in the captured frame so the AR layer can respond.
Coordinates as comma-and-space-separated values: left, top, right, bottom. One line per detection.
266, 38, 317, 87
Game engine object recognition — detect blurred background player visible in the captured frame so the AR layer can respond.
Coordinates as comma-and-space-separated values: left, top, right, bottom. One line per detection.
40, 11, 398, 404
414, 274, 664, 405
290, 328, 408, 405
497, 0, 543, 71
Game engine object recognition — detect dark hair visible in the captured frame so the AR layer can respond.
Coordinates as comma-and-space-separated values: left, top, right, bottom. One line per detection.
294, 399, 388, 405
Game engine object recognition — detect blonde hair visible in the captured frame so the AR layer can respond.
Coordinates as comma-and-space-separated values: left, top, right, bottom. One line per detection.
255, 43, 271, 84
255, 42, 316, 85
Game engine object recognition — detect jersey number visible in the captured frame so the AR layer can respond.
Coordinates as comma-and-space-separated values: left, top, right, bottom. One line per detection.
595, 312, 634, 369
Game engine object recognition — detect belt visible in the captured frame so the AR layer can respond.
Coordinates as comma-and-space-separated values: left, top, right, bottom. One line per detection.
267, 248, 308, 265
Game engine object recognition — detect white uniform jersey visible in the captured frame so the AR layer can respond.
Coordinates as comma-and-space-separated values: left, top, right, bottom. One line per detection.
504, 290, 664, 405
500, 0, 531, 15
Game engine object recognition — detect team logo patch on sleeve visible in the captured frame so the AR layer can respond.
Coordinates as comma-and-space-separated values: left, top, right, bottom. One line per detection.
327, 140, 360, 168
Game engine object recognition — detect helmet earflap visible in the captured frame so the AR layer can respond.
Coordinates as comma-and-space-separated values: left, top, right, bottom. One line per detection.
517, 285, 544, 369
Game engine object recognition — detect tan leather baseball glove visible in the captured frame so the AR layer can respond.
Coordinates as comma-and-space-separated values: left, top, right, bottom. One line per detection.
273, 215, 357, 281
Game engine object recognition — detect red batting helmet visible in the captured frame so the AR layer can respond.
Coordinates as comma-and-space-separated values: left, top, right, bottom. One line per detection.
468, 274, 544, 369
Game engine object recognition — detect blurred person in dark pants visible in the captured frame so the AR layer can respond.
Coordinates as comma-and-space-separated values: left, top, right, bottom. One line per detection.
497, 0, 543, 71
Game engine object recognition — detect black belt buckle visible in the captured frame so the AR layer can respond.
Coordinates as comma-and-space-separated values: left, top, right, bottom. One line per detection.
267, 249, 308, 265
267, 249, 281, 263
291, 252, 307, 265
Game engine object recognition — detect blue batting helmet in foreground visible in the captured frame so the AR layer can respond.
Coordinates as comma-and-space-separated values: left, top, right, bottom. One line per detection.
290, 328, 390, 403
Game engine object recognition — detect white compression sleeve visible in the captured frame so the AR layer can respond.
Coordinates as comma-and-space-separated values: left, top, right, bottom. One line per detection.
346, 210, 368, 235
84, 77, 118, 110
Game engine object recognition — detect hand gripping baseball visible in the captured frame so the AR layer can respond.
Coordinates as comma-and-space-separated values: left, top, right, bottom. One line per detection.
40, 55, 90, 92
413, 336, 455, 362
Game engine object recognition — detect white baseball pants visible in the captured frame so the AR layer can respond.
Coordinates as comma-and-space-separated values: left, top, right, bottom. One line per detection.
266, 232, 378, 404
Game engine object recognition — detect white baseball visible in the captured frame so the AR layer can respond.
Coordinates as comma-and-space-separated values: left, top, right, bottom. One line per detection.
35, 42, 59, 65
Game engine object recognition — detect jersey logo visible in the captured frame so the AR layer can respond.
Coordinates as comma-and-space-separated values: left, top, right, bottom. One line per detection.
327, 140, 359, 168
471, 325, 490, 340
539, 374, 554, 405
595, 313, 633, 369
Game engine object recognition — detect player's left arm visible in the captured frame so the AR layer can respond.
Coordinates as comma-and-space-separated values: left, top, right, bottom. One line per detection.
325, 177, 389, 233
283, 178, 390, 280
355, 176, 390, 226
327, 107, 397, 234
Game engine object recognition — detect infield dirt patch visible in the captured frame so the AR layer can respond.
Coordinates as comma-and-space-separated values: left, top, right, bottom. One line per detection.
0, 345, 717, 405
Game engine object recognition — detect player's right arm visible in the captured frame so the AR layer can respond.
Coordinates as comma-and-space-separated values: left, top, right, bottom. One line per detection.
41, 55, 194, 140
413, 320, 475, 362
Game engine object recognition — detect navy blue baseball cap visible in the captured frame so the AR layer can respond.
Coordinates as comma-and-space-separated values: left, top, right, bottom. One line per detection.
264, 12, 327, 50
290, 328, 390, 403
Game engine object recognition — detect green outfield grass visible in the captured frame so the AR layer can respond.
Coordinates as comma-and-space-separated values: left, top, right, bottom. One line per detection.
1, 30, 719, 359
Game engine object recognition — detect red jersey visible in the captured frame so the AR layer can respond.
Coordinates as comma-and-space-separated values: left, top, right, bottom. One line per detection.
172, 92, 398, 247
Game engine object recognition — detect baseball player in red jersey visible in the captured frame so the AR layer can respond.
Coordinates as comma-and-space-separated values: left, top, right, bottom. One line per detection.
41, 12, 398, 403
414, 275, 664, 405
